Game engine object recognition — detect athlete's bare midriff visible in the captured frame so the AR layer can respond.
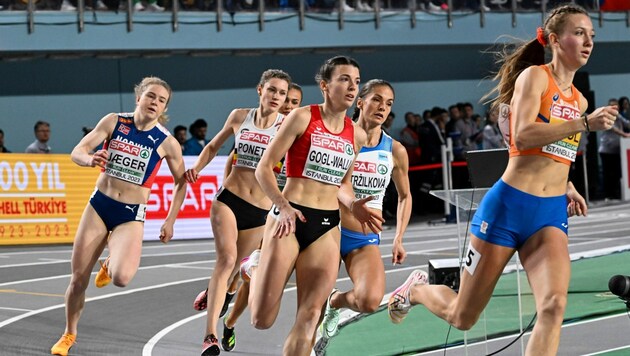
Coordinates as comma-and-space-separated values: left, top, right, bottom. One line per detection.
96, 174, 151, 204
222, 167, 272, 210
501, 155, 571, 197
281, 177, 342, 211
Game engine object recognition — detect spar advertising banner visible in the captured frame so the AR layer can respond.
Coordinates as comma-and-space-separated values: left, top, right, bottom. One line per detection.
0, 154, 226, 245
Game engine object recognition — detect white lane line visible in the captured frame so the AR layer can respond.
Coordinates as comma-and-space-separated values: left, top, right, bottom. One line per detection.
0, 276, 209, 329
0, 260, 213, 287
0, 307, 34, 312
0, 250, 215, 269
0, 241, 212, 257
583, 345, 630, 355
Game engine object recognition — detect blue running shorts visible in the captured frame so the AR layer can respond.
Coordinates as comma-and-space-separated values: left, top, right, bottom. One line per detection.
89, 189, 146, 232
470, 179, 568, 249
340, 227, 380, 258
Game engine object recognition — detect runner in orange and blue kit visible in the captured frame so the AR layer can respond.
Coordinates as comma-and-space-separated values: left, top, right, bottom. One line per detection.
387, 5, 619, 355
51, 77, 187, 356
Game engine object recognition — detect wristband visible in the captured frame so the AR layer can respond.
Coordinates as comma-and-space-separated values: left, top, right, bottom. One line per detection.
583, 115, 590, 133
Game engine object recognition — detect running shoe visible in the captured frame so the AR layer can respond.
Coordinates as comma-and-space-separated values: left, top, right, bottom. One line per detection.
239, 249, 261, 283
321, 288, 340, 339
201, 334, 220, 356
221, 318, 236, 351
219, 291, 235, 318
387, 269, 428, 324
94, 256, 111, 288
50, 333, 76, 356
193, 289, 208, 311
313, 336, 329, 356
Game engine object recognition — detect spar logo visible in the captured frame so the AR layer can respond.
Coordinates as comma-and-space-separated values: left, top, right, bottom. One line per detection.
355, 161, 376, 173
109, 139, 151, 158
312, 135, 353, 156
146, 174, 219, 219
377, 164, 388, 175
550, 103, 580, 121
240, 130, 271, 145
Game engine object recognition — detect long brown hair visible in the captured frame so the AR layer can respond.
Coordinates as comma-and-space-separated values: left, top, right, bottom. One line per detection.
482, 4, 588, 112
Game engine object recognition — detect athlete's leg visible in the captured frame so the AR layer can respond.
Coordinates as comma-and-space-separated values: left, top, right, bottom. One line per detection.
64, 205, 109, 334
409, 235, 515, 330
518, 227, 570, 356
203, 201, 239, 338
332, 245, 384, 313
284, 230, 341, 356
249, 217, 299, 329
225, 281, 249, 328
105, 221, 144, 287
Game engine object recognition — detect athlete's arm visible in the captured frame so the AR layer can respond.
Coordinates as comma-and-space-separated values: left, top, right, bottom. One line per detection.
512, 67, 617, 150
391, 140, 411, 265
185, 109, 244, 183
71, 113, 117, 169
566, 181, 587, 217
339, 124, 383, 235
256, 107, 309, 237
159, 136, 187, 243
223, 148, 235, 181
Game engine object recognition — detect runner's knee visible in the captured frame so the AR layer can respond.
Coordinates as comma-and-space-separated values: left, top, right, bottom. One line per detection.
355, 292, 382, 313
537, 293, 567, 322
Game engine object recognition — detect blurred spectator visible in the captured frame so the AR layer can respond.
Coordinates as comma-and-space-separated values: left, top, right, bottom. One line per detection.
482, 106, 505, 149
619, 96, 629, 119
382, 111, 395, 135
599, 97, 630, 200
173, 125, 187, 152
183, 118, 209, 155
400, 111, 421, 165
455, 102, 481, 155
419, 106, 446, 164
26, 121, 52, 153
446, 103, 464, 160
0, 129, 11, 153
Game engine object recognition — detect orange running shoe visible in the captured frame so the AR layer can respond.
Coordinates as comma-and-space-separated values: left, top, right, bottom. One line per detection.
95, 256, 112, 288
51, 333, 76, 356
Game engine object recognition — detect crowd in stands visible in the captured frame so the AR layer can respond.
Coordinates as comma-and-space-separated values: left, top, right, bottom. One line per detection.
0, 0, 602, 13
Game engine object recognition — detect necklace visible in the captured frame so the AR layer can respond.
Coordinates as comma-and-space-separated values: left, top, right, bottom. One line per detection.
549, 64, 572, 92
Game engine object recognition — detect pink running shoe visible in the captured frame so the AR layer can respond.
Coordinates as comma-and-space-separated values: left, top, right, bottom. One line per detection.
193, 288, 208, 311
240, 249, 261, 283
387, 269, 428, 324
201, 333, 220, 356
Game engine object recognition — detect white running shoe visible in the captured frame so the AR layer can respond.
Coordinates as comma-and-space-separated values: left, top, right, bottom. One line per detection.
133, 2, 145, 11
240, 249, 261, 282
387, 269, 428, 324
321, 289, 340, 339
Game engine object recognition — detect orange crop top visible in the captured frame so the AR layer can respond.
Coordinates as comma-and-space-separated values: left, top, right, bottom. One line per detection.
508, 65, 583, 165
